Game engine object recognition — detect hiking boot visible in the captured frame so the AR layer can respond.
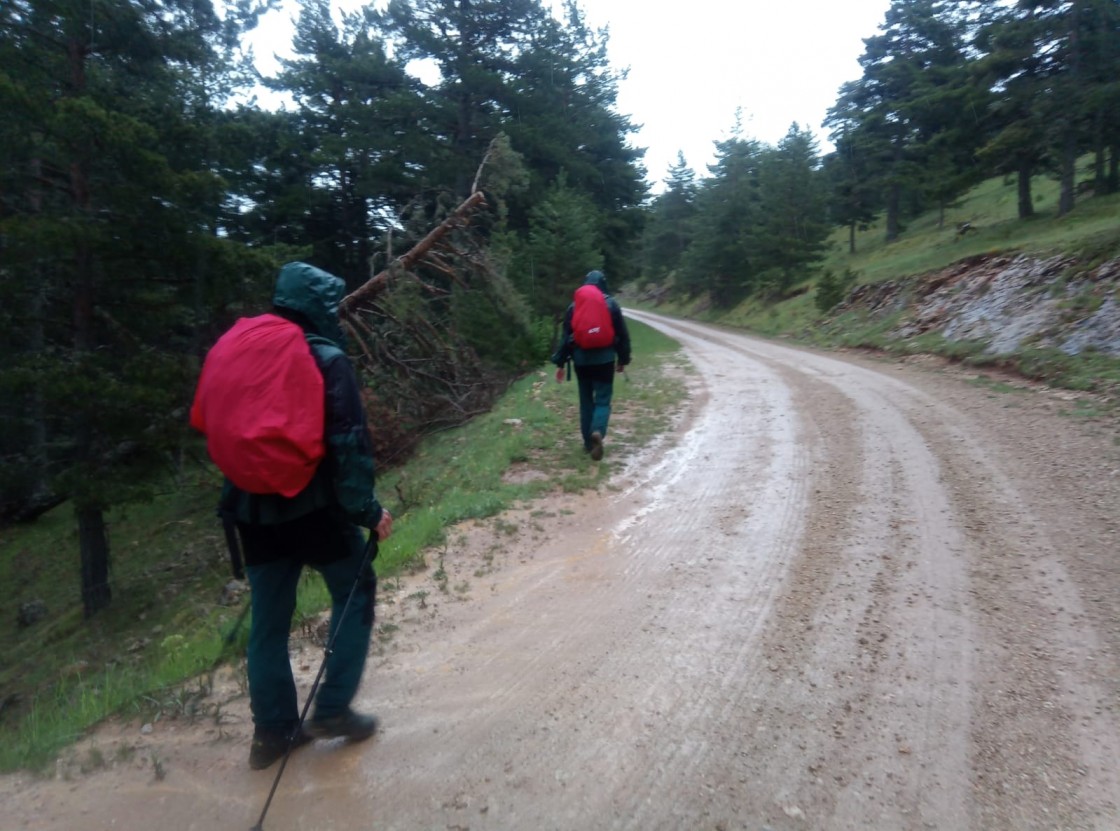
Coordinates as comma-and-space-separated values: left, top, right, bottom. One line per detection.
307, 709, 379, 742
589, 431, 604, 461
249, 725, 313, 771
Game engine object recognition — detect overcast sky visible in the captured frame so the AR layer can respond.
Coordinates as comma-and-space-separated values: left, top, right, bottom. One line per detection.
245, 0, 893, 187
580, 0, 892, 182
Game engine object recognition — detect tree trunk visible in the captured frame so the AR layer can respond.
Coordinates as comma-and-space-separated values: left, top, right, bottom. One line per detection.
69, 32, 111, 616
848, 221, 857, 255
1058, 0, 1081, 217
78, 503, 111, 617
73, 232, 106, 614
340, 190, 487, 314
1058, 128, 1076, 216
885, 181, 900, 243
1093, 107, 1106, 193
27, 157, 51, 504
884, 136, 904, 243
1017, 159, 1035, 219
1108, 142, 1119, 195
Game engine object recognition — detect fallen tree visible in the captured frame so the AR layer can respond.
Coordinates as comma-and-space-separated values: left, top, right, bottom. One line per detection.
338, 136, 541, 464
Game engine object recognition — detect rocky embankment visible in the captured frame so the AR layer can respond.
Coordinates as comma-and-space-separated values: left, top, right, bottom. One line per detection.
836, 253, 1120, 358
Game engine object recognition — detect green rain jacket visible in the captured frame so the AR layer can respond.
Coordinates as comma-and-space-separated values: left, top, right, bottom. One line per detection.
220, 262, 384, 530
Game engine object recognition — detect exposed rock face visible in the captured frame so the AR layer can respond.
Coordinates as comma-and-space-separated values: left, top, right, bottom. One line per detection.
837, 254, 1120, 357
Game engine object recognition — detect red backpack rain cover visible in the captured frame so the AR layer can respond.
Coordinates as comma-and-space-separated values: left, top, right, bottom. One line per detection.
571, 284, 615, 349
190, 314, 325, 497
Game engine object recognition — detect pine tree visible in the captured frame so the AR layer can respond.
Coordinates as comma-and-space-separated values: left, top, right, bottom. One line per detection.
0, 0, 270, 615
821, 126, 880, 254
973, 3, 1051, 218
513, 172, 602, 320
1081, 0, 1120, 194
681, 116, 764, 306
380, 0, 549, 199
258, 0, 423, 286
502, 1, 647, 283
379, 0, 646, 285
754, 124, 830, 294
641, 152, 698, 283
973, 0, 1113, 216
826, 0, 972, 241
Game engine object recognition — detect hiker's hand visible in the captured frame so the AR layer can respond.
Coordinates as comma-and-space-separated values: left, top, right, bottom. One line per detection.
617, 363, 625, 373
376, 508, 393, 541
555, 367, 564, 383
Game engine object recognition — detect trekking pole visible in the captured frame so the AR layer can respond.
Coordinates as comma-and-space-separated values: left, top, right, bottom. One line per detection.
222, 599, 251, 650
250, 533, 377, 831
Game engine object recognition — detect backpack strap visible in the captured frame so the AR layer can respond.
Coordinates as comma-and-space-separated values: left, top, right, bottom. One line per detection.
305, 333, 345, 365
219, 510, 246, 580
217, 483, 246, 580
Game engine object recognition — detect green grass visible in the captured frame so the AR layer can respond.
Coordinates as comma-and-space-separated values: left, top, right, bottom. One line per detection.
966, 374, 1029, 395
1013, 346, 1120, 392
805, 174, 1120, 310
0, 319, 687, 773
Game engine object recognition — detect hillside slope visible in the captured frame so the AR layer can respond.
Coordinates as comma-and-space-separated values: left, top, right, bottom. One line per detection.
834, 253, 1120, 359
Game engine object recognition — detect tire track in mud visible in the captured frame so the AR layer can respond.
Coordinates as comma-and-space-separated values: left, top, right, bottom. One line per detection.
777, 352, 1120, 830
628, 312, 976, 830
631, 312, 1120, 830
590, 317, 814, 829
883, 378, 1120, 830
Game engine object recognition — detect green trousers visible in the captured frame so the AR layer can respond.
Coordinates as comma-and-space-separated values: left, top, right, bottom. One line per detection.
241, 513, 375, 732
575, 361, 615, 450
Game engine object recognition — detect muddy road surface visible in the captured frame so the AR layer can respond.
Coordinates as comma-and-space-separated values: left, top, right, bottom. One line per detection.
4, 311, 1120, 830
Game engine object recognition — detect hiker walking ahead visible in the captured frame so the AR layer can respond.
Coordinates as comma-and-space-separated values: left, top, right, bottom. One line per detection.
552, 270, 632, 460
192, 262, 393, 770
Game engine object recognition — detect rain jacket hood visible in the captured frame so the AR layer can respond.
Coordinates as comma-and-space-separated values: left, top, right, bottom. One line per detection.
583, 269, 609, 295
273, 262, 346, 345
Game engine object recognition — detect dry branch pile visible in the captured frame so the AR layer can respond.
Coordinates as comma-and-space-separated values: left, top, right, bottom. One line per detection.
339, 187, 531, 465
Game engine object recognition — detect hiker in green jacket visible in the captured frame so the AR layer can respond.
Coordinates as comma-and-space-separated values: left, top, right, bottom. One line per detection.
552, 270, 632, 460
219, 263, 393, 770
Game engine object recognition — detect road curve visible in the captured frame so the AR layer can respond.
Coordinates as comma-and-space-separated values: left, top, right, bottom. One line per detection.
3, 311, 1119, 831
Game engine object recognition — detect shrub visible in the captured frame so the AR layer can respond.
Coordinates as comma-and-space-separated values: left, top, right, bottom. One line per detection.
815, 268, 860, 313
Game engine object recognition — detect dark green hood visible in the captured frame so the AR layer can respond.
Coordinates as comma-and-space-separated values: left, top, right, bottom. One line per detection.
583, 269, 609, 295
272, 262, 346, 345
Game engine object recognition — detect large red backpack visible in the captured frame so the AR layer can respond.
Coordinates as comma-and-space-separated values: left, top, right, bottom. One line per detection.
190, 314, 325, 497
571, 284, 615, 349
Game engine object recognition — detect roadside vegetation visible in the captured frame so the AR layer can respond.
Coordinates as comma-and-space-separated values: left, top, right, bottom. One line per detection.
631, 0, 1120, 402
0, 322, 686, 773
636, 165, 1120, 400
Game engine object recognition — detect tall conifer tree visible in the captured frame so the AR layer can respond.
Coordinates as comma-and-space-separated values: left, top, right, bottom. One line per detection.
0, 0, 271, 614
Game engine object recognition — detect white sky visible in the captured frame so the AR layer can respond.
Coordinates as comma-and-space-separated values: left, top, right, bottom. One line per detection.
244, 0, 893, 188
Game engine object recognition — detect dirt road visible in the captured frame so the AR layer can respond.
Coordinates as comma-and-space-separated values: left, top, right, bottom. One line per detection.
4, 311, 1120, 830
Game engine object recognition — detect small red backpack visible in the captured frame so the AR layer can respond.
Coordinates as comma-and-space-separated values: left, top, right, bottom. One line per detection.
571, 285, 615, 349
190, 314, 325, 497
